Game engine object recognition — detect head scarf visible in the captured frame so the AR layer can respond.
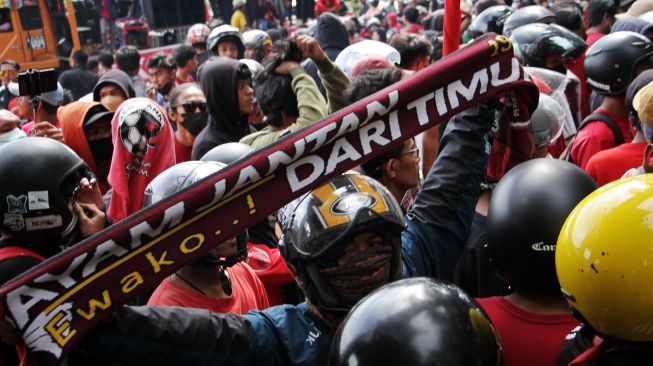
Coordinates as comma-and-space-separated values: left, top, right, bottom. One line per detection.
107, 98, 175, 222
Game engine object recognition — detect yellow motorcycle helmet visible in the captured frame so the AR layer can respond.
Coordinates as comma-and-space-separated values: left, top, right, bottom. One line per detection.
556, 174, 653, 342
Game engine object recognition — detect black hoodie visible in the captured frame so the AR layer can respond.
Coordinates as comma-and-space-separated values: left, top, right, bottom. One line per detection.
303, 12, 349, 96
192, 57, 251, 160
93, 69, 136, 101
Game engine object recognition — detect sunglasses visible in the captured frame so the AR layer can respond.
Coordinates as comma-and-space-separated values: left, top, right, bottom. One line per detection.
172, 101, 207, 114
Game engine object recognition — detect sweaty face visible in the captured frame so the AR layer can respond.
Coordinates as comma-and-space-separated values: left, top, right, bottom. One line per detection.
217, 41, 240, 59
237, 78, 254, 114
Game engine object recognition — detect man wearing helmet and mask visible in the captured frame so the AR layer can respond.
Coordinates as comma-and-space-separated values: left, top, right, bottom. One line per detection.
143, 161, 269, 313
72, 66, 503, 365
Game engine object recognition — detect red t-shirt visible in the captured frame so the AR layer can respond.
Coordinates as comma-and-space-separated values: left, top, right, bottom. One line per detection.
176, 75, 193, 86
584, 141, 648, 186
405, 23, 424, 34
570, 108, 633, 170
21, 119, 61, 136
148, 262, 269, 314
174, 137, 193, 163
477, 297, 579, 366
585, 32, 605, 49
245, 243, 294, 306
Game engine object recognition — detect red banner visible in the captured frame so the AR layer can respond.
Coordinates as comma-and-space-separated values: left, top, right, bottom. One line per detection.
0, 33, 537, 364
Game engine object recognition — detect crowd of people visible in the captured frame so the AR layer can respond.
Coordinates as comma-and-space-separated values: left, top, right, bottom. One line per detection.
0, 0, 652, 365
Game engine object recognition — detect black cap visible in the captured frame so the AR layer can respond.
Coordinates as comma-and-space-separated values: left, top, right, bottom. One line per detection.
83, 109, 114, 127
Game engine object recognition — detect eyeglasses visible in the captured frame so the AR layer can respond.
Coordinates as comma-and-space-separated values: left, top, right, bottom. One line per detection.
172, 101, 207, 114
401, 147, 420, 158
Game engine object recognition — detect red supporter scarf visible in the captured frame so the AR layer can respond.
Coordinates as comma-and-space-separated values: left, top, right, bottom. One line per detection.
0, 33, 538, 364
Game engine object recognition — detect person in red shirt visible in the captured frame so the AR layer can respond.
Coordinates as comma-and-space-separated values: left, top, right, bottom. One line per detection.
314, 0, 340, 16
403, 7, 424, 34
480, 159, 598, 366
167, 83, 207, 163
174, 45, 198, 85
585, 70, 653, 185
143, 161, 269, 314
570, 32, 653, 169
584, 0, 616, 48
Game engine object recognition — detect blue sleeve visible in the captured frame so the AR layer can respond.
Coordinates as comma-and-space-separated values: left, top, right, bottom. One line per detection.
402, 103, 494, 280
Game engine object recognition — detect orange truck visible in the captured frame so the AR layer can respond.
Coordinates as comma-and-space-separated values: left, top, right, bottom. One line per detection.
0, 0, 81, 71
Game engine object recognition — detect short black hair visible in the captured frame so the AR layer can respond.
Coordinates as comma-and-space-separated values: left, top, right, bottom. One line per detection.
389, 33, 433, 69
404, 7, 420, 24
115, 46, 141, 74
174, 45, 198, 68
256, 74, 298, 128
87, 58, 99, 71
98, 51, 114, 68
587, 0, 617, 28
1, 59, 20, 72
345, 67, 403, 104
347, 68, 406, 179
147, 53, 176, 70
72, 49, 89, 68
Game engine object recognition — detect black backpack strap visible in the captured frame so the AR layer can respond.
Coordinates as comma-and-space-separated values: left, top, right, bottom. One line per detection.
577, 112, 625, 146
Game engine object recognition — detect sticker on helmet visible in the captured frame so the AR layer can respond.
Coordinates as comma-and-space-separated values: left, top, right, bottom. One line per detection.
6, 195, 28, 214
25, 215, 63, 231
331, 193, 377, 215
4, 213, 25, 231
28, 191, 50, 211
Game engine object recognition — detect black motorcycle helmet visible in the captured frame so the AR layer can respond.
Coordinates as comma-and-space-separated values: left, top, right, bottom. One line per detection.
200, 142, 254, 164
0, 138, 93, 239
278, 174, 406, 314
584, 31, 653, 96
143, 161, 248, 268
486, 159, 597, 294
503, 5, 556, 37
467, 5, 514, 40
330, 278, 502, 366
510, 23, 586, 68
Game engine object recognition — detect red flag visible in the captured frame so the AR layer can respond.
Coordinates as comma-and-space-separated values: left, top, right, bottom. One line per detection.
443, 0, 462, 56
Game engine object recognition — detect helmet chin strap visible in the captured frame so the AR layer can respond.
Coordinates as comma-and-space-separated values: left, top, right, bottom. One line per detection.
60, 201, 79, 240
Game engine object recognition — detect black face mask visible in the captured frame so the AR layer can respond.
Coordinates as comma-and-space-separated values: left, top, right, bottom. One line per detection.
88, 138, 114, 163
157, 80, 174, 96
181, 111, 208, 136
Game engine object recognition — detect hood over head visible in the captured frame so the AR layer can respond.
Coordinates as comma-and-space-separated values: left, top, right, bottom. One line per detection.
93, 69, 136, 101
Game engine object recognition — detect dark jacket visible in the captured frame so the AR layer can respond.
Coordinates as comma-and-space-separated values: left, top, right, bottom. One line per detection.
192, 58, 252, 160
93, 69, 136, 101
58, 67, 99, 101
83, 102, 496, 365
302, 12, 349, 97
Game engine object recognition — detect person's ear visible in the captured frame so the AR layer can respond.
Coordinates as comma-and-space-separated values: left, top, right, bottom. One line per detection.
384, 159, 398, 178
